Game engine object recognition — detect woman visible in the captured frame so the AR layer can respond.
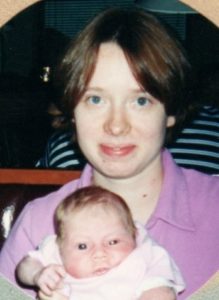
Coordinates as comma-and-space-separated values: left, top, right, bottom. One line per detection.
0, 7, 219, 300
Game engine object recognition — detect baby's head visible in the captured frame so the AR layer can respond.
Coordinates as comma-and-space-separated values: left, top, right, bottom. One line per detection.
54, 186, 136, 278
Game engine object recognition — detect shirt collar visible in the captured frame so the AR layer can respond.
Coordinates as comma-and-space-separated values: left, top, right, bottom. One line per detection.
147, 149, 196, 232
76, 164, 93, 188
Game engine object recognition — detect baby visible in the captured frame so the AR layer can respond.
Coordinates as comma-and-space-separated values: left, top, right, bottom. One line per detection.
16, 186, 185, 300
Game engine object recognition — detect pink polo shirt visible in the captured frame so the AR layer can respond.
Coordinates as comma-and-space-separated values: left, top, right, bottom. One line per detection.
0, 150, 219, 299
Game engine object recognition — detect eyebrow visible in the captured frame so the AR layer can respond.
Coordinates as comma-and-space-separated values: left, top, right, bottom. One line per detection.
84, 87, 103, 92
85, 87, 145, 94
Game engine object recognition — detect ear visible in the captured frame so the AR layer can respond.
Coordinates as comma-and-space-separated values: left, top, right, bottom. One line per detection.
166, 115, 176, 128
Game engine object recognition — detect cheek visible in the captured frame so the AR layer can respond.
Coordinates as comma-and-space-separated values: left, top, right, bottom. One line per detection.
141, 115, 167, 139
136, 123, 164, 141
75, 112, 98, 140
64, 260, 77, 276
63, 251, 87, 277
112, 243, 135, 259
76, 125, 96, 151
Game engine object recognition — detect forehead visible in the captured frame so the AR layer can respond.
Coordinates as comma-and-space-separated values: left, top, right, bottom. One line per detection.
88, 42, 140, 90
64, 204, 123, 228
62, 206, 130, 242
97, 42, 125, 60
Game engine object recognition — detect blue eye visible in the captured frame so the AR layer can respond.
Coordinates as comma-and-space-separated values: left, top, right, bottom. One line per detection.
136, 97, 148, 106
88, 96, 101, 104
78, 243, 87, 250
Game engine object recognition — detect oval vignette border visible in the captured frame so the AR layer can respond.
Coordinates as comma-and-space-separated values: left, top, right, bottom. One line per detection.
0, 0, 42, 27
0, 0, 218, 31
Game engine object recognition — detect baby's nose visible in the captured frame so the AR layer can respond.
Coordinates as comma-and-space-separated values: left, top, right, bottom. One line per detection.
92, 245, 107, 259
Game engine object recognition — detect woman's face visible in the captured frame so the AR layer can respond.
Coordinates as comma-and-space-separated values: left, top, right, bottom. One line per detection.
74, 42, 175, 180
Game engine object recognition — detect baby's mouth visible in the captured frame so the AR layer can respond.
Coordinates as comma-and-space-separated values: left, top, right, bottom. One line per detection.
94, 267, 109, 276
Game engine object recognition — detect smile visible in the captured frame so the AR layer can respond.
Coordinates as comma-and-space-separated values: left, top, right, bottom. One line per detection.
100, 144, 136, 157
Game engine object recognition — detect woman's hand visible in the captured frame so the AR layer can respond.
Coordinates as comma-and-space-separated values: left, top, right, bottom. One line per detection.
139, 286, 176, 300
38, 290, 68, 300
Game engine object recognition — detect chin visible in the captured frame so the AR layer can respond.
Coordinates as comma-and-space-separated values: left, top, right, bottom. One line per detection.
100, 166, 137, 179
90, 157, 140, 178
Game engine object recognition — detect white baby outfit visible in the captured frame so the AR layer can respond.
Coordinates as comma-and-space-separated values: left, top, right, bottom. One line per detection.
29, 222, 185, 299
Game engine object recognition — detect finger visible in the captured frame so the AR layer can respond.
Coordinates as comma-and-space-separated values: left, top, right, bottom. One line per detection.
53, 265, 66, 278
38, 290, 53, 300
40, 284, 53, 297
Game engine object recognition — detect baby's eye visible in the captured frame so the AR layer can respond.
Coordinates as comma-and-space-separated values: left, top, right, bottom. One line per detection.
77, 243, 87, 250
136, 96, 149, 107
88, 95, 102, 105
108, 239, 119, 246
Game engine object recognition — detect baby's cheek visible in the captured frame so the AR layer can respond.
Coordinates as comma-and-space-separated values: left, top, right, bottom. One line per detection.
117, 243, 135, 257
62, 252, 81, 276
65, 260, 82, 278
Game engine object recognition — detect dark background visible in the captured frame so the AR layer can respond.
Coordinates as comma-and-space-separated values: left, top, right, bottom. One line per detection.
0, 0, 218, 168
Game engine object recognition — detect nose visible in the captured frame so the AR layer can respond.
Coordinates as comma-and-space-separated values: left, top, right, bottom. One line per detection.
103, 104, 131, 136
92, 245, 107, 260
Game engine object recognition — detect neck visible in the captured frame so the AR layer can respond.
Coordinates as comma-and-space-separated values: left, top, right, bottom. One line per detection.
93, 162, 164, 224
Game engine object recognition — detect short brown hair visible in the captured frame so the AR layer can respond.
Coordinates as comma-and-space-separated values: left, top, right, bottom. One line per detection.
54, 186, 136, 242
56, 7, 192, 143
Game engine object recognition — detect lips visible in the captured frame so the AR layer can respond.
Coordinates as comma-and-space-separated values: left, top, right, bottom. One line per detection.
100, 144, 136, 157
94, 267, 110, 276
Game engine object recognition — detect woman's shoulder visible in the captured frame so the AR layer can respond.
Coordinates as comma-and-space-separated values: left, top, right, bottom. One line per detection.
181, 167, 219, 202
165, 149, 219, 187
182, 166, 219, 181
25, 164, 92, 213
182, 165, 219, 184
24, 178, 80, 215
181, 168, 219, 230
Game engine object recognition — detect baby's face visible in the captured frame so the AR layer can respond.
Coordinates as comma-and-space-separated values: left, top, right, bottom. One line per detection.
59, 207, 135, 278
